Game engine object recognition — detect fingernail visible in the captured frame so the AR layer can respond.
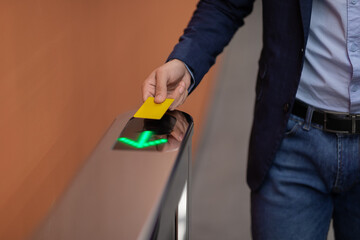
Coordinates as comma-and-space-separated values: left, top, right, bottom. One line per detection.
179, 86, 185, 94
155, 95, 163, 103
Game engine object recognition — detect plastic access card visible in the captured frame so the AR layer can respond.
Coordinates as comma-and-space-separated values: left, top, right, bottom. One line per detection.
133, 97, 174, 120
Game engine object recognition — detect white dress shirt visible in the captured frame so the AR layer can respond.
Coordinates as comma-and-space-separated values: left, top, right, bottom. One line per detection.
296, 0, 360, 113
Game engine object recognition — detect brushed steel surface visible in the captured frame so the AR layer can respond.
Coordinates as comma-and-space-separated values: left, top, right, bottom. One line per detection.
30, 110, 193, 240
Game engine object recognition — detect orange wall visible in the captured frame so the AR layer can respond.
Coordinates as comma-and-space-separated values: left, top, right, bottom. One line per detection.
0, 1, 216, 239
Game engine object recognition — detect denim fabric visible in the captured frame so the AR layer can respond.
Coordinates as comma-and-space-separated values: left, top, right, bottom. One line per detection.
251, 114, 360, 240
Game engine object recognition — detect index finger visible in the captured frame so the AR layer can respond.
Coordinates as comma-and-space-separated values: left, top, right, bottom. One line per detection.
142, 71, 156, 102
154, 70, 169, 103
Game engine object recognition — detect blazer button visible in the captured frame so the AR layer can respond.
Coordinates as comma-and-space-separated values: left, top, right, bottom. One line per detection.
283, 103, 290, 113
299, 48, 305, 59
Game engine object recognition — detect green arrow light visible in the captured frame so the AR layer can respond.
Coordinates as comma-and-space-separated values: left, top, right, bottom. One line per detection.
118, 131, 168, 149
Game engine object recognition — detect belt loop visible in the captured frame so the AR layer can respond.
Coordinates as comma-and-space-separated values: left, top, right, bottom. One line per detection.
352, 115, 356, 134
303, 106, 314, 131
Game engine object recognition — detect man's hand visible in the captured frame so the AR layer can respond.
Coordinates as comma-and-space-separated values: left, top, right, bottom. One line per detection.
142, 59, 191, 110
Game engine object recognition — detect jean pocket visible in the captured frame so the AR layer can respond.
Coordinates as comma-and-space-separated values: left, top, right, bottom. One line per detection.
284, 118, 302, 138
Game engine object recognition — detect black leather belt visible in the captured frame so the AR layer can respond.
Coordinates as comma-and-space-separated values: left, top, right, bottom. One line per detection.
292, 100, 360, 134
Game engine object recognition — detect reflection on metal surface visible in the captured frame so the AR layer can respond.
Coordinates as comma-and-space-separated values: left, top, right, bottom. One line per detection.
177, 182, 187, 240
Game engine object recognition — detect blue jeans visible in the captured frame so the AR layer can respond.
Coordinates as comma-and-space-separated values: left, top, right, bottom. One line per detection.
251, 113, 360, 240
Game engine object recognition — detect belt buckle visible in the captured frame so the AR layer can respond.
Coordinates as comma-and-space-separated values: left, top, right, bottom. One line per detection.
350, 115, 360, 134
323, 112, 360, 134
323, 112, 340, 134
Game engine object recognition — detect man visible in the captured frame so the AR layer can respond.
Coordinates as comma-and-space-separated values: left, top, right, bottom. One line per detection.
142, 0, 360, 239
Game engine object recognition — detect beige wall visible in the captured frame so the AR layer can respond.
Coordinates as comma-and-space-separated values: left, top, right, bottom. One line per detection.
0, 1, 216, 239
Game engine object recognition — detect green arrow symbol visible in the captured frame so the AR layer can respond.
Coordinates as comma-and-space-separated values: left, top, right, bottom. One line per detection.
118, 131, 168, 149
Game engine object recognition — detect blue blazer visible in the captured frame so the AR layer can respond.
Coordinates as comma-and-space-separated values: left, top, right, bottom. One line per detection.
168, 0, 313, 190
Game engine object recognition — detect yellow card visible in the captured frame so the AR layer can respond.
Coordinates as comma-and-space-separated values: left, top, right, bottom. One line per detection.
134, 97, 174, 120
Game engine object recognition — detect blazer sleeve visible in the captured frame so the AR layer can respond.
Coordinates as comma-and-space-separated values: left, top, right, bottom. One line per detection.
167, 0, 256, 92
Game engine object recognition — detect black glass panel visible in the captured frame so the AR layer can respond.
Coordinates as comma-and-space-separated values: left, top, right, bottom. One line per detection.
113, 111, 190, 152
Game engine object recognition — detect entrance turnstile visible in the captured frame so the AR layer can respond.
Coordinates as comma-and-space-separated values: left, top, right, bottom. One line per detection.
30, 110, 193, 240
